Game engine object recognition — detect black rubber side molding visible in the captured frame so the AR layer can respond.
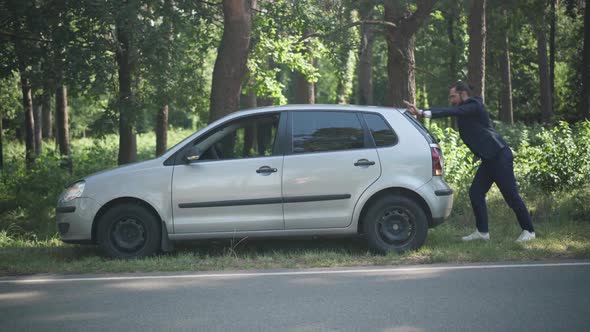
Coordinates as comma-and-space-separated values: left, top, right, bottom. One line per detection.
435, 189, 454, 196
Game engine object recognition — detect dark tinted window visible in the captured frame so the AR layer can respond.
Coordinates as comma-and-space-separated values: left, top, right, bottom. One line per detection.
363, 113, 398, 147
402, 111, 438, 143
292, 111, 364, 153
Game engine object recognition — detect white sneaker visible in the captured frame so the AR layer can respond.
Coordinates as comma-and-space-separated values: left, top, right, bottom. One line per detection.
462, 231, 490, 241
516, 230, 536, 242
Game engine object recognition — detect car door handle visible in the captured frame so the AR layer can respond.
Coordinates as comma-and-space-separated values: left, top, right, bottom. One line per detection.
256, 166, 278, 174
354, 159, 376, 167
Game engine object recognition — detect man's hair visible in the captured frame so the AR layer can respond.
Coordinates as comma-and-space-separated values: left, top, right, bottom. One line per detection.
450, 81, 473, 96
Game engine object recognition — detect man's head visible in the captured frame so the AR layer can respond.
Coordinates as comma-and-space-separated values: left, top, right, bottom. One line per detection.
449, 81, 472, 106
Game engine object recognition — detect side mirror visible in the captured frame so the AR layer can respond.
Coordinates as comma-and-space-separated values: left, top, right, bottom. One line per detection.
183, 147, 202, 164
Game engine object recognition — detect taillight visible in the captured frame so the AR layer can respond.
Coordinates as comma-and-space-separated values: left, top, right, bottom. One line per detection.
431, 147, 443, 176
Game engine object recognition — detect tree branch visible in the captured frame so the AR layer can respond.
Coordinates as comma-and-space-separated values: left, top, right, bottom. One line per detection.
299, 20, 397, 41
195, 0, 222, 6
0, 31, 53, 43
406, 0, 440, 35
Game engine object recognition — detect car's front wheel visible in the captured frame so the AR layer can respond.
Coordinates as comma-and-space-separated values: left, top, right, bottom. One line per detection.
97, 204, 161, 259
364, 195, 428, 254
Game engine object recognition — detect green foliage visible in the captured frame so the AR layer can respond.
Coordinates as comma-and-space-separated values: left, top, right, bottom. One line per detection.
518, 121, 590, 192
432, 120, 590, 196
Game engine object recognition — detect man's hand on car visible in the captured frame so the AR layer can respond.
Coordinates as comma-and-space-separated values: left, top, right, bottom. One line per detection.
403, 100, 422, 118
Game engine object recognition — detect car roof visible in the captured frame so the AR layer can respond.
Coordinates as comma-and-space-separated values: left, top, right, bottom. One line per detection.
228, 104, 405, 117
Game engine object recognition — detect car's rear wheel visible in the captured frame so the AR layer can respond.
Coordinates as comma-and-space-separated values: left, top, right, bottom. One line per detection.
363, 195, 428, 254
97, 204, 161, 259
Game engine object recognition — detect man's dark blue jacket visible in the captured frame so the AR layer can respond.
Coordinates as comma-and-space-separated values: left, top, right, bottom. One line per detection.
426, 96, 507, 160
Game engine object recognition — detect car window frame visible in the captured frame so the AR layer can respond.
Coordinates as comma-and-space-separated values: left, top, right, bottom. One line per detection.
285, 110, 374, 156
167, 111, 287, 165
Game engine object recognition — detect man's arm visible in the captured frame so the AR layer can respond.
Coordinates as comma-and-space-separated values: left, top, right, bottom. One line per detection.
427, 100, 482, 119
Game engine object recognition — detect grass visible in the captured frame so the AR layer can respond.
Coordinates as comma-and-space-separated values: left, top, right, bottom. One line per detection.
1, 215, 589, 277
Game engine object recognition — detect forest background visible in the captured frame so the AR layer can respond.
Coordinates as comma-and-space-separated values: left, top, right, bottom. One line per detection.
1, 0, 589, 242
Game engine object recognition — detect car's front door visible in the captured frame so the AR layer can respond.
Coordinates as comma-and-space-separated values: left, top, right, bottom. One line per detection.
282, 110, 381, 229
171, 112, 285, 233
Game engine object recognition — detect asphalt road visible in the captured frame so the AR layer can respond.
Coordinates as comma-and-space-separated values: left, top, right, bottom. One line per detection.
1, 261, 589, 332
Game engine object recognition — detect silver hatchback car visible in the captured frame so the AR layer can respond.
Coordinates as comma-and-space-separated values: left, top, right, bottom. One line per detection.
57, 105, 453, 258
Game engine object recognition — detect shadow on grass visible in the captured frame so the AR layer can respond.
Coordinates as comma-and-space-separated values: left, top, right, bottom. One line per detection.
172, 236, 370, 257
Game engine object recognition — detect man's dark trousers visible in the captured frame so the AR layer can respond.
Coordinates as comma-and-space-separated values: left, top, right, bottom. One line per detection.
469, 147, 535, 233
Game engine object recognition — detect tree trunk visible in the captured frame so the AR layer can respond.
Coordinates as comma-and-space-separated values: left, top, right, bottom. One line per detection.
21, 76, 35, 168
41, 89, 53, 139
209, 0, 255, 123
293, 59, 316, 104
385, 10, 416, 106
115, 21, 138, 165
447, 11, 458, 84
155, 0, 174, 158
582, 0, 590, 119
384, 0, 438, 107
358, 12, 375, 105
499, 8, 513, 125
537, 28, 553, 124
549, 0, 556, 99
467, 0, 486, 100
155, 105, 168, 157
0, 108, 3, 169
446, 5, 459, 129
55, 85, 72, 171
33, 101, 42, 156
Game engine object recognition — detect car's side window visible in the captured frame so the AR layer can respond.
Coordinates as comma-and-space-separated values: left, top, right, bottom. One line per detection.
363, 113, 398, 147
196, 113, 280, 161
292, 111, 365, 154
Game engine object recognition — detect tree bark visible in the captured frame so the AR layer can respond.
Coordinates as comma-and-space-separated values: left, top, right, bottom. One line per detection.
155, 105, 168, 157
446, 4, 459, 129
209, 0, 255, 123
21, 76, 35, 168
33, 99, 42, 155
155, 0, 174, 158
582, 0, 590, 119
467, 0, 486, 100
549, 0, 556, 99
384, 0, 438, 107
0, 108, 3, 169
358, 4, 375, 105
41, 89, 53, 139
293, 58, 316, 104
537, 28, 553, 124
115, 20, 138, 165
499, 8, 513, 125
55, 85, 72, 171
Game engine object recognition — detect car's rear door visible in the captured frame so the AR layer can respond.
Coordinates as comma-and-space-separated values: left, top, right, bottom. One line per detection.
282, 110, 381, 229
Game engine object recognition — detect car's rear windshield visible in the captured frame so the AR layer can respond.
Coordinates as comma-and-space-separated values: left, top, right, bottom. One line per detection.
402, 111, 438, 143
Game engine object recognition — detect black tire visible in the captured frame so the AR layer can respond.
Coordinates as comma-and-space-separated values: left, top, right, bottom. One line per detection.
97, 204, 161, 259
363, 195, 428, 255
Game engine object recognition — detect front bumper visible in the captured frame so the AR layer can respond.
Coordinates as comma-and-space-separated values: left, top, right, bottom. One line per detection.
56, 197, 101, 242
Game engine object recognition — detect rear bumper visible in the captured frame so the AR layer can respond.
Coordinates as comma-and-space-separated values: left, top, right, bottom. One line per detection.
416, 178, 454, 227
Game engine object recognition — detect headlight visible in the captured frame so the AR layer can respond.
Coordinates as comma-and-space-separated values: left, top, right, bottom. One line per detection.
60, 181, 86, 202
